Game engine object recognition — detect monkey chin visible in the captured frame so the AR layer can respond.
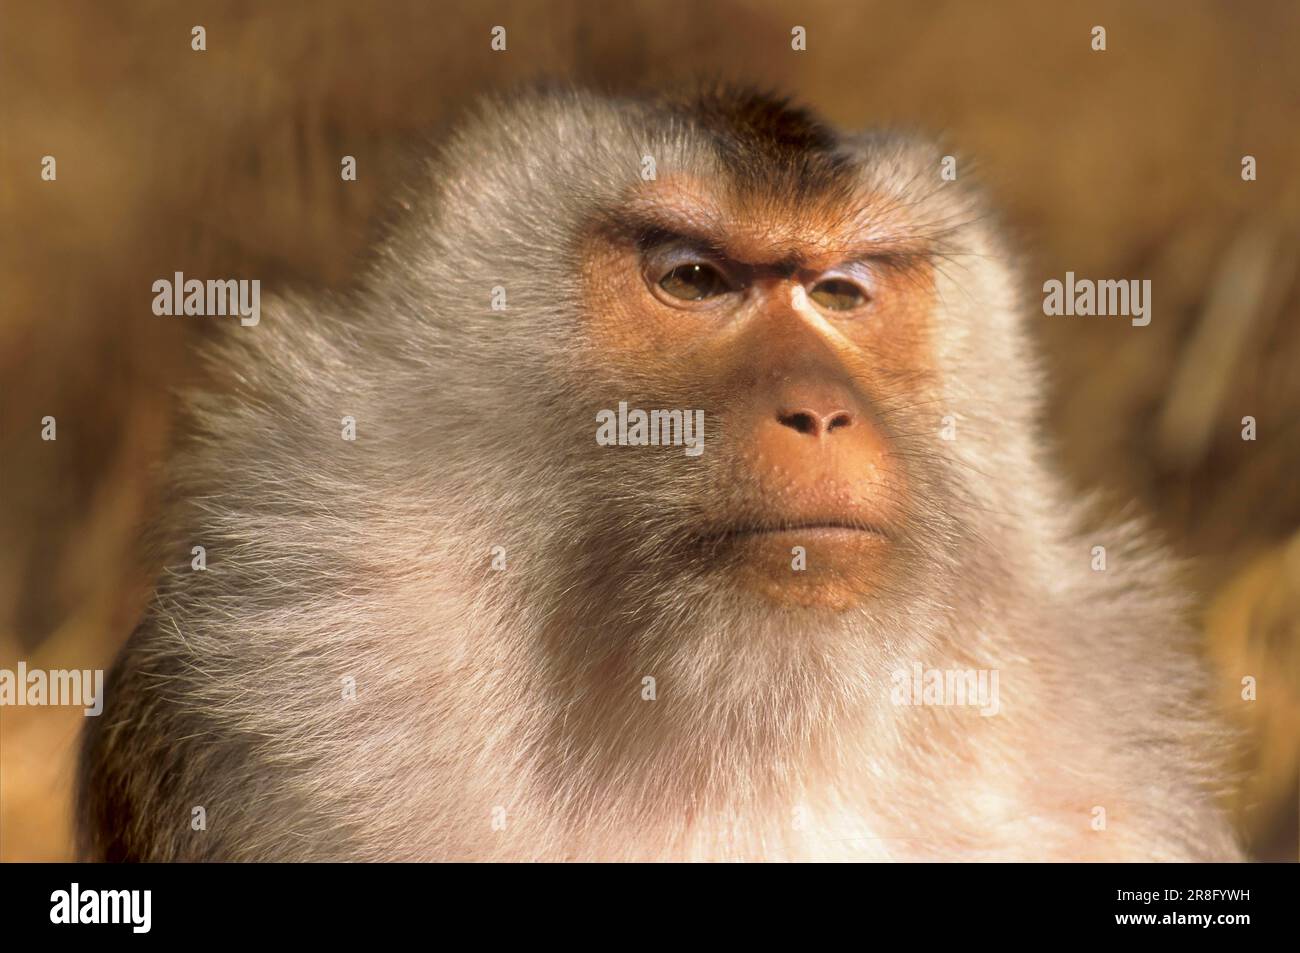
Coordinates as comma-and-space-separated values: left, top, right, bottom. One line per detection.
710, 526, 892, 611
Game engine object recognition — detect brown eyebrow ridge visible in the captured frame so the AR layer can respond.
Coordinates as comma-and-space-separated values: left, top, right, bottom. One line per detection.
602, 207, 940, 273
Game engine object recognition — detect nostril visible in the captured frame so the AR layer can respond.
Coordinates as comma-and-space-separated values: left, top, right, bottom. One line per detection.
777, 411, 820, 435
826, 411, 853, 432
776, 409, 855, 436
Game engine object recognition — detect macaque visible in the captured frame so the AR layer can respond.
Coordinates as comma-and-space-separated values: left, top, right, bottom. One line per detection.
79, 86, 1240, 861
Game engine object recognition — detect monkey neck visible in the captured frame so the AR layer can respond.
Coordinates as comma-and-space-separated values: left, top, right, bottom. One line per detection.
419, 463, 1052, 854
510, 554, 1023, 842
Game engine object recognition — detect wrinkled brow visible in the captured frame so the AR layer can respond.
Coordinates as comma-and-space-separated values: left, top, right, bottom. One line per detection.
596, 201, 942, 272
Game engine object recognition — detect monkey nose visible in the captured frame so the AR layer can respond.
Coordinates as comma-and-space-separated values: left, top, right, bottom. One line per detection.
776, 407, 855, 437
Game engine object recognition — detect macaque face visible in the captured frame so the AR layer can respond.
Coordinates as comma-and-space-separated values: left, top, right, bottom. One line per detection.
578, 176, 941, 611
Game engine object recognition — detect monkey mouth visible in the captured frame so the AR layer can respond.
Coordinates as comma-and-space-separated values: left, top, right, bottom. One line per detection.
700, 520, 894, 543
690, 518, 896, 608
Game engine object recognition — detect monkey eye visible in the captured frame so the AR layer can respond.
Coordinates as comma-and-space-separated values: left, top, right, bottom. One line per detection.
658, 262, 731, 301
808, 278, 869, 312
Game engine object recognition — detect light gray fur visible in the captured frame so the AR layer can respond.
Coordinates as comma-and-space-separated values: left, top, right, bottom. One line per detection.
79, 88, 1240, 861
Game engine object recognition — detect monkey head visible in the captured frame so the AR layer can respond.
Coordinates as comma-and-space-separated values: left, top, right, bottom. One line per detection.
365, 86, 1040, 717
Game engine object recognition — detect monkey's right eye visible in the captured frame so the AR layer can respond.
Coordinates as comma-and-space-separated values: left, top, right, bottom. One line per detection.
657, 263, 730, 301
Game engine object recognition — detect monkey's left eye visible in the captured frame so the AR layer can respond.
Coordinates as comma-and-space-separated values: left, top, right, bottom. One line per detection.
808, 278, 869, 311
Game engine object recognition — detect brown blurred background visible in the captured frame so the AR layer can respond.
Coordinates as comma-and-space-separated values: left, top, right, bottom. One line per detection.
1, 0, 1297, 861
